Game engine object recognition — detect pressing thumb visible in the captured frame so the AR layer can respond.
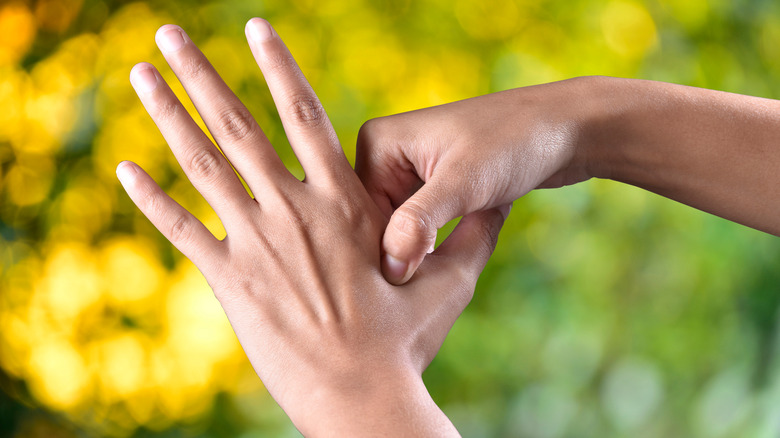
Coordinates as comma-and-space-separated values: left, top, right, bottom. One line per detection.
381, 177, 467, 285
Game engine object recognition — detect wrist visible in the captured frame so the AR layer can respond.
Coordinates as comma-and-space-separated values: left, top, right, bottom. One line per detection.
571, 75, 631, 182
288, 366, 459, 437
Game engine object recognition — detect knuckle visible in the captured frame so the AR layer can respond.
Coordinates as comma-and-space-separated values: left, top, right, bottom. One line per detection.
474, 212, 503, 257
355, 118, 390, 181
454, 257, 480, 290
168, 213, 192, 243
333, 196, 364, 228
392, 204, 433, 243
452, 278, 476, 307
356, 118, 383, 156
357, 118, 379, 144
287, 95, 326, 127
215, 107, 256, 142
188, 147, 223, 179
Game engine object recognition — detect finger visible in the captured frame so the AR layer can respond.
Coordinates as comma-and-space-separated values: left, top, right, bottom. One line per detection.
116, 161, 225, 270
427, 205, 511, 287
154, 24, 292, 194
245, 17, 351, 185
355, 117, 422, 219
380, 173, 472, 285
411, 206, 510, 333
130, 62, 253, 229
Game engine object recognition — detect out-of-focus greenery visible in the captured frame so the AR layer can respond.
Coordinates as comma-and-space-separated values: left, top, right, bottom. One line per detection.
1, 0, 779, 436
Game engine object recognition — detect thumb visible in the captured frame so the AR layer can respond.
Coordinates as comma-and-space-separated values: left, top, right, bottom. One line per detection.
432, 204, 512, 287
381, 175, 470, 285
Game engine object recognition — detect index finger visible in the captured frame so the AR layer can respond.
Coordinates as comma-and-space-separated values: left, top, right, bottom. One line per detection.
244, 18, 351, 186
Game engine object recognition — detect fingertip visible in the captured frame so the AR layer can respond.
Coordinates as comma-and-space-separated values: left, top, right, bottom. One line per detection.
116, 161, 139, 187
129, 62, 153, 76
155, 23, 173, 35
156, 24, 190, 54
129, 62, 158, 93
155, 23, 181, 35
246, 17, 275, 43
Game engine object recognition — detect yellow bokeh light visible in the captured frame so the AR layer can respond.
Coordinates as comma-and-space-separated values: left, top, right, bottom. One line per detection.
0, 67, 31, 143
272, 18, 323, 84
34, 0, 83, 33
200, 36, 252, 91
455, 0, 525, 40
151, 345, 216, 421
24, 92, 75, 151
54, 178, 116, 242
4, 158, 54, 206
0, 312, 31, 377
386, 49, 481, 114
93, 109, 169, 181
601, 1, 658, 58
39, 242, 102, 323
100, 237, 163, 304
660, 0, 709, 31
96, 3, 166, 72
333, 26, 407, 95
27, 339, 90, 409
0, 3, 37, 66
166, 262, 238, 365
93, 333, 148, 401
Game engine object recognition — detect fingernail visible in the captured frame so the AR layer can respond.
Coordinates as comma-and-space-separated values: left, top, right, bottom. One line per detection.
157, 26, 185, 52
383, 253, 409, 284
116, 161, 138, 187
246, 18, 275, 42
130, 65, 158, 93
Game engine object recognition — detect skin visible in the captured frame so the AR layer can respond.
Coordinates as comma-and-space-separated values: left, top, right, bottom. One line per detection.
117, 19, 510, 437
356, 76, 780, 285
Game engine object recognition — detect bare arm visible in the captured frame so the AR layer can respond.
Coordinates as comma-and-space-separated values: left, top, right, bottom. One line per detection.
584, 76, 780, 235
356, 76, 780, 284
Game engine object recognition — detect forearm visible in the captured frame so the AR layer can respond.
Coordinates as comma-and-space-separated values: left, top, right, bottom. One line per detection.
583, 76, 780, 235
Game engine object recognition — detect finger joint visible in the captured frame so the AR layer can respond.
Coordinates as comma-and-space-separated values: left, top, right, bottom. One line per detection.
288, 95, 326, 127
188, 147, 224, 180
215, 107, 257, 142
168, 213, 192, 243
392, 205, 434, 244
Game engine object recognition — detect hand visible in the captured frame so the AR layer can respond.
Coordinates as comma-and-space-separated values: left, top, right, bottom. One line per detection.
356, 79, 595, 284
117, 19, 508, 436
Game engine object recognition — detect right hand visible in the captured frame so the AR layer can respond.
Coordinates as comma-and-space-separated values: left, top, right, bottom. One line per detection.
356, 77, 599, 284
120, 19, 508, 436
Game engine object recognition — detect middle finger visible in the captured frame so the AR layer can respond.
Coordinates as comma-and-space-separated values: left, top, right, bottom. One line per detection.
155, 24, 293, 195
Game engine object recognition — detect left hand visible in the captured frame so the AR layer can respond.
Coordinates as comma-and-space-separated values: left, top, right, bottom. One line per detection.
118, 18, 508, 436
355, 79, 594, 285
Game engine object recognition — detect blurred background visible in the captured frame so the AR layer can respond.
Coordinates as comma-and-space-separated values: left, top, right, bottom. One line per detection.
1, 0, 779, 436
